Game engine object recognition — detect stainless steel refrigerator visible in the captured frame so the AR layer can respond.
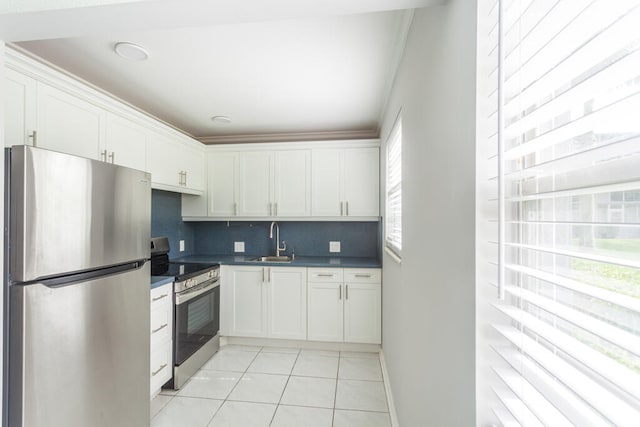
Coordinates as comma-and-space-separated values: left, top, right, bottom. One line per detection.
4, 146, 151, 427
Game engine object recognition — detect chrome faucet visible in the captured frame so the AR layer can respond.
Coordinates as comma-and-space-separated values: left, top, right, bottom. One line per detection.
269, 221, 287, 256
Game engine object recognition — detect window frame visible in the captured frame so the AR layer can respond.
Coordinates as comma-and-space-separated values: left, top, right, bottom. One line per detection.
385, 112, 402, 261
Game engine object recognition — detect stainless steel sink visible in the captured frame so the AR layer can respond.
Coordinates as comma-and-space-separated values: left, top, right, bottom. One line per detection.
249, 255, 294, 263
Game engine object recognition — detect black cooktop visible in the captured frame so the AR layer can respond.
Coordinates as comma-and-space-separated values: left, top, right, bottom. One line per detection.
150, 236, 218, 281
151, 256, 218, 281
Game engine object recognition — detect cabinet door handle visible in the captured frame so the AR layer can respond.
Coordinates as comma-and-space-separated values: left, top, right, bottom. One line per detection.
152, 294, 169, 302
345, 284, 349, 300
262, 267, 266, 283
340, 202, 344, 216
184, 171, 187, 186
108, 151, 115, 164
152, 323, 168, 334
101, 149, 108, 162
28, 130, 38, 147
152, 364, 168, 377
345, 201, 349, 216
339, 285, 342, 300
268, 267, 272, 282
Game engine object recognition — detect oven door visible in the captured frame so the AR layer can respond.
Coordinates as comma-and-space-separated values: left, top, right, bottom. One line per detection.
174, 278, 220, 366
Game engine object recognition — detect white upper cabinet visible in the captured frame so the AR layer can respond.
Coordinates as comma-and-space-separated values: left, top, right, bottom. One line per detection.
274, 150, 311, 216
146, 132, 205, 195
343, 147, 380, 217
104, 113, 147, 171
178, 142, 206, 193
4, 48, 205, 196
183, 142, 378, 221
208, 152, 238, 217
4, 68, 36, 147
36, 83, 106, 160
311, 149, 343, 216
311, 147, 379, 217
238, 151, 274, 216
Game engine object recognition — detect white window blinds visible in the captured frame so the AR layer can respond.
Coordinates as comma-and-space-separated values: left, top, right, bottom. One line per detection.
385, 115, 402, 258
477, 0, 640, 425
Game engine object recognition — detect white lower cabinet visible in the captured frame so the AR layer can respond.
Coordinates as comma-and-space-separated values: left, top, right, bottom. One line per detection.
267, 268, 307, 340
150, 282, 173, 397
308, 268, 381, 344
224, 266, 307, 340
225, 266, 266, 337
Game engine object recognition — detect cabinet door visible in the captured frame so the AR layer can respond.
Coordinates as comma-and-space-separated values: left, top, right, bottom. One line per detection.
311, 149, 343, 216
36, 83, 105, 159
343, 147, 379, 217
343, 283, 381, 344
180, 143, 206, 192
105, 113, 147, 171
238, 151, 273, 216
4, 68, 36, 147
227, 266, 266, 337
147, 132, 180, 188
307, 282, 343, 342
208, 152, 238, 216
267, 268, 307, 340
274, 150, 310, 217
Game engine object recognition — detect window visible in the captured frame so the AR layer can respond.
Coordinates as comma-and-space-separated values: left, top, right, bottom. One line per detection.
477, 1, 640, 425
385, 114, 402, 259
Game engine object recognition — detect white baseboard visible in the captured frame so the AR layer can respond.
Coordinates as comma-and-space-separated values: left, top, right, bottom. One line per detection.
380, 349, 400, 427
220, 335, 381, 353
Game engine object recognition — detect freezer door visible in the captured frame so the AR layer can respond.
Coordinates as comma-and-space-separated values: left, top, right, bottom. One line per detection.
8, 262, 150, 427
8, 146, 151, 282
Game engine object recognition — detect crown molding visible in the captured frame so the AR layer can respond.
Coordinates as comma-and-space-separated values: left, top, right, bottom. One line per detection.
197, 129, 379, 145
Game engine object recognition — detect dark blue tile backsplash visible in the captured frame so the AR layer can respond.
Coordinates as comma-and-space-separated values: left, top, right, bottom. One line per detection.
151, 190, 194, 258
151, 189, 381, 260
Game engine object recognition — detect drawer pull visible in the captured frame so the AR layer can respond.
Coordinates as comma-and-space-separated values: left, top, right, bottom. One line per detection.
152, 294, 169, 302
317, 274, 334, 277
152, 323, 168, 334
152, 364, 168, 377
354, 274, 371, 278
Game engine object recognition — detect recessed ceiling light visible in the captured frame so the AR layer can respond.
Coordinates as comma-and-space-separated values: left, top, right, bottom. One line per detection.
114, 42, 149, 61
211, 116, 232, 125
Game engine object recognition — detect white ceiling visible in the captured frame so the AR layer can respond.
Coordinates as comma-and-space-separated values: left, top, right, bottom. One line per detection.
2, 0, 442, 143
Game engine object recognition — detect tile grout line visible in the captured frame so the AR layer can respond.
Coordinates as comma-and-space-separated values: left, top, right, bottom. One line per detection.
268, 348, 301, 426
203, 345, 264, 426
331, 352, 342, 427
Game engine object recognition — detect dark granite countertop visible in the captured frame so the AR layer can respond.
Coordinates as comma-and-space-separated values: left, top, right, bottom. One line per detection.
171, 254, 381, 269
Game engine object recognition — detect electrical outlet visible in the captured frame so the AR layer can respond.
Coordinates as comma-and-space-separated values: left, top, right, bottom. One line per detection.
179, 240, 185, 252
329, 241, 341, 253
234, 241, 245, 253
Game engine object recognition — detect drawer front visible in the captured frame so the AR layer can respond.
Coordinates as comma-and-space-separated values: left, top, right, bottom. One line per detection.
307, 268, 343, 283
150, 282, 173, 311
344, 268, 381, 283
150, 304, 172, 347
150, 341, 173, 396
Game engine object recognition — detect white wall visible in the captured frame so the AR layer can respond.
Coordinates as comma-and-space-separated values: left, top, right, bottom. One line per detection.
0, 39, 5, 424
379, 1, 477, 425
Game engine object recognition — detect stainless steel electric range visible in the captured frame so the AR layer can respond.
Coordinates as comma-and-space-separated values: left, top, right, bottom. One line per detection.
150, 237, 220, 389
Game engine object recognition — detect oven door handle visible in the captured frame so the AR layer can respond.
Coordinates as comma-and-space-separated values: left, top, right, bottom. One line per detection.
175, 279, 219, 305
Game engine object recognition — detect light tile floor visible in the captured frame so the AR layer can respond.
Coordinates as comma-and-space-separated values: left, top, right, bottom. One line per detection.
151, 345, 391, 427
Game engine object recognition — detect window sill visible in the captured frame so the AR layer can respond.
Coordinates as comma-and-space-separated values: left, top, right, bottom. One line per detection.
384, 247, 402, 264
